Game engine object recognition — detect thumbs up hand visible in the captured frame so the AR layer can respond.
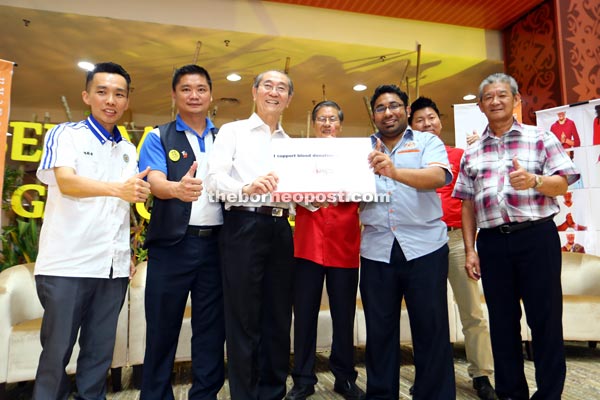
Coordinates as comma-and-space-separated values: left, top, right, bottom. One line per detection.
368, 138, 394, 178
508, 157, 535, 191
177, 161, 203, 202
121, 166, 151, 203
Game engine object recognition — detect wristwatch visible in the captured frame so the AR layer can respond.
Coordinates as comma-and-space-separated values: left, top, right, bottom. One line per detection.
533, 174, 543, 189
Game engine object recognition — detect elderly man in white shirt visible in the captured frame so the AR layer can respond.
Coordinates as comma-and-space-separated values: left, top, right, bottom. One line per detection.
206, 70, 294, 400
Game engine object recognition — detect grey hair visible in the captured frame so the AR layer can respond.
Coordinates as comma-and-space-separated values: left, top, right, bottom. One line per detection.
252, 70, 294, 96
478, 73, 519, 100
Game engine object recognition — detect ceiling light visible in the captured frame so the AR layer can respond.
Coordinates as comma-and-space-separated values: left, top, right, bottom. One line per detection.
227, 73, 242, 82
463, 94, 476, 101
77, 61, 94, 71
353, 84, 367, 92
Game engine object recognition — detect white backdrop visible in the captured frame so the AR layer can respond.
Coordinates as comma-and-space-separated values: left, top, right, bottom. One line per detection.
536, 99, 600, 257
453, 99, 600, 257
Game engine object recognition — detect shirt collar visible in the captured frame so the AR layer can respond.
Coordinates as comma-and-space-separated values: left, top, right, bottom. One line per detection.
370, 127, 413, 153
85, 115, 123, 144
249, 113, 286, 137
176, 114, 215, 138
482, 118, 523, 141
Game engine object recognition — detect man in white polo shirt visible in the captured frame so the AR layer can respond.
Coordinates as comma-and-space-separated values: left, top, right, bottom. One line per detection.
34, 62, 150, 400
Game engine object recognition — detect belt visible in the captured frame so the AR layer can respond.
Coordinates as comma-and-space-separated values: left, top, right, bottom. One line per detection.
493, 215, 555, 234
186, 225, 220, 237
447, 226, 459, 232
228, 206, 289, 218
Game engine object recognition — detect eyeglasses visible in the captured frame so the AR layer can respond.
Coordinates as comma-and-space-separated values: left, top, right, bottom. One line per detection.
373, 102, 404, 114
315, 116, 339, 124
260, 82, 289, 94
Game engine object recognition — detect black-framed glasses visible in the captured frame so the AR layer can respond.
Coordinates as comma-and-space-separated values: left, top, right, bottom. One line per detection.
373, 102, 404, 114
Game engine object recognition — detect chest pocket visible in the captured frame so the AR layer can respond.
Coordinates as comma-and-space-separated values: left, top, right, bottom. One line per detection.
393, 149, 422, 169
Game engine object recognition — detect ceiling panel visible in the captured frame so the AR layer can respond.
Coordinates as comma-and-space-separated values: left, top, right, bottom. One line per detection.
264, 0, 545, 30
1, 1, 542, 145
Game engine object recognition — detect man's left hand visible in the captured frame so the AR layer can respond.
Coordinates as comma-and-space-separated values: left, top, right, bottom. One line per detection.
509, 157, 535, 191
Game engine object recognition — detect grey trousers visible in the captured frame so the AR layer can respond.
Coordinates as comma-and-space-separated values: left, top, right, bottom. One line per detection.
32, 274, 128, 400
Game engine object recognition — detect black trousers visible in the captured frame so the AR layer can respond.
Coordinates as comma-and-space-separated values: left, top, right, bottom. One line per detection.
478, 219, 565, 400
360, 242, 455, 400
291, 258, 359, 386
33, 275, 128, 400
142, 233, 225, 400
220, 210, 294, 400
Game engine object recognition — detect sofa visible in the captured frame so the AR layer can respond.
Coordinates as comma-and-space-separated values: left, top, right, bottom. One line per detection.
0, 263, 129, 397
560, 252, 600, 345
4, 250, 598, 395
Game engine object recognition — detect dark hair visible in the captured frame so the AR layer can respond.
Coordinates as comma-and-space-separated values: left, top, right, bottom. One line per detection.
311, 100, 343, 123
172, 64, 212, 91
370, 84, 409, 111
408, 97, 440, 125
86, 62, 131, 92
253, 70, 294, 96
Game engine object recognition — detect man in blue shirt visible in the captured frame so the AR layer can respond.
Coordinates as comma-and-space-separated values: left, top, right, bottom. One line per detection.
360, 84, 455, 399
138, 64, 224, 400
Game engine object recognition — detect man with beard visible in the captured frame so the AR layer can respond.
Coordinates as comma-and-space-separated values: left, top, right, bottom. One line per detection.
360, 84, 455, 399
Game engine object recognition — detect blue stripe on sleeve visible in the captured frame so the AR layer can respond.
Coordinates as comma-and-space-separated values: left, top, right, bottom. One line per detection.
40, 123, 67, 170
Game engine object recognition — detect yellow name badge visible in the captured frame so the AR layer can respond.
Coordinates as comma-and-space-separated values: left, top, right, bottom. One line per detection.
168, 149, 181, 162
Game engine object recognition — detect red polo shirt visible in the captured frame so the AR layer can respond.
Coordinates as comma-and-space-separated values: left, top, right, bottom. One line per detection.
438, 145, 464, 228
294, 202, 360, 268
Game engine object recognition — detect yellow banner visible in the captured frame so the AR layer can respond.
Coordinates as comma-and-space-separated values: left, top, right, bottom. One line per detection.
0, 60, 15, 220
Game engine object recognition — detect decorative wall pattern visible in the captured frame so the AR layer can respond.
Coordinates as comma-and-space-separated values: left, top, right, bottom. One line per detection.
504, 2, 562, 124
561, 0, 600, 103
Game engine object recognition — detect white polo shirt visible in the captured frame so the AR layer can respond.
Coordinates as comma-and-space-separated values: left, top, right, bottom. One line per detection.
36, 116, 137, 278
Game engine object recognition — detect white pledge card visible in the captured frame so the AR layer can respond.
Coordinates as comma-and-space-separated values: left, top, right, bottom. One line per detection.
271, 137, 377, 201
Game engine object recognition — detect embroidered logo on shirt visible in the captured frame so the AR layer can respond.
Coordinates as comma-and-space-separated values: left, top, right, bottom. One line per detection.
168, 149, 181, 162
123, 154, 130, 163
84, 151, 94, 156
397, 141, 420, 154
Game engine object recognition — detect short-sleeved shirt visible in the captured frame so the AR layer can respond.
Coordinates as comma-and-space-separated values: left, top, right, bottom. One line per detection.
452, 120, 580, 229
36, 115, 137, 278
360, 129, 452, 262
138, 115, 222, 226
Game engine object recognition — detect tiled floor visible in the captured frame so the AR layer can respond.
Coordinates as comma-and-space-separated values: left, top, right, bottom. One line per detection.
4, 342, 600, 399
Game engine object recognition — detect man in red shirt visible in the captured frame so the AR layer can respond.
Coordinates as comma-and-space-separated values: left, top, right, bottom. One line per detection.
286, 101, 364, 400
409, 97, 497, 400
550, 111, 580, 160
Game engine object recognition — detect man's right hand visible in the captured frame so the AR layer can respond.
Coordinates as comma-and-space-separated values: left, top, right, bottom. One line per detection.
465, 251, 481, 281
